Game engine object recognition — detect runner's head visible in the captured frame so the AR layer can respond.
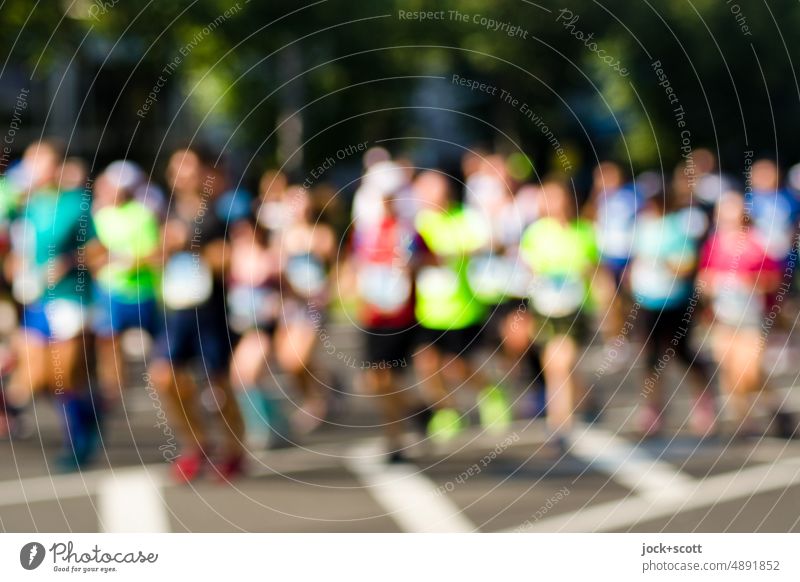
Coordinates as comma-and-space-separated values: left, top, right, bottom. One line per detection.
59, 157, 88, 191
413, 170, 451, 212
751, 158, 779, 192
22, 138, 65, 192
166, 145, 221, 200
285, 185, 312, 224
540, 178, 576, 222
592, 161, 624, 194
692, 148, 717, 175
715, 191, 746, 231
461, 148, 487, 179
671, 161, 695, 205
259, 169, 288, 203
101, 160, 146, 206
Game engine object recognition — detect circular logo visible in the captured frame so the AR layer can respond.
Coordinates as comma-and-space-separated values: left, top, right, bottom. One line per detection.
20, 542, 46, 570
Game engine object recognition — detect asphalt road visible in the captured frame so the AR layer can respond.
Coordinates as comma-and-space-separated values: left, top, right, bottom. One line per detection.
2, 323, 800, 533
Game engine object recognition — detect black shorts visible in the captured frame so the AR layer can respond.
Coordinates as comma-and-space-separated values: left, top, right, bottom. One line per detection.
532, 311, 587, 345
416, 324, 483, 357
153, 307, 232, 374
637, 304, 710, 374
483, 299, 527, 343
363, 326, 414, 365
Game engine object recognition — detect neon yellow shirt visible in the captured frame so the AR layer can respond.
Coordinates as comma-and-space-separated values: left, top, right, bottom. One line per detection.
94, 200, 160, 301
520, 217, 598, 277
414, 207, 488, 330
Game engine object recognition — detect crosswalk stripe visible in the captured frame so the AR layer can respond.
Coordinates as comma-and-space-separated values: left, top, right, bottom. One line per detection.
345, 442, 476, 533
508, 456, 800, 532
567, 424, 697, 502
97, 467, 169, 532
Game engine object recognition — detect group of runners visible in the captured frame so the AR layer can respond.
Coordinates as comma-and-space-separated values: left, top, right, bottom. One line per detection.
0, 139, 797, 482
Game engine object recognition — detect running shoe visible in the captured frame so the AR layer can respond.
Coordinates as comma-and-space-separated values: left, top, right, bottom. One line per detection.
772, 410, 799, 440
636, 403, 664, 438
387, 450, 410, 464
172, 450, 207, 483
238, 389, 291, 450
410, 405, 434, 435
477, 385, 512, 432
213, 452, 246, 482
427, 408, 464, 444
690, 390, 717, 438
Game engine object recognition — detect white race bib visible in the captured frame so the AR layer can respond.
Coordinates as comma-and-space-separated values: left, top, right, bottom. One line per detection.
357, 264, 412, 313
162, 252, 213, 310
416, 266, 459, 299
286, 254, 327, 298
713, 279, 764, 328
529, 274, 585, 318
468, 255, 531, 302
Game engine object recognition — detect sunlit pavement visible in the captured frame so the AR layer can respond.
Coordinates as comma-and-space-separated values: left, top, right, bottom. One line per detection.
2, 324, 800, 533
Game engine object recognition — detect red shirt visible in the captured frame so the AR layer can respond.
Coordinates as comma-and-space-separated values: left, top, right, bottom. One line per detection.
700, 230, 780, 282
355, 216, 416, 328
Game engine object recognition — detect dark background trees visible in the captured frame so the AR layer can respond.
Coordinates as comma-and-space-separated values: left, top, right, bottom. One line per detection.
1, 0, 798, 191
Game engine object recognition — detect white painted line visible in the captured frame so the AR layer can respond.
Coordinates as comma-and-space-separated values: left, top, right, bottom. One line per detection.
567, 424, 697, 502
97, 467, 169, 533
345, 442, 476, 533
509, 456, 800, 532
0, 472, 100, 507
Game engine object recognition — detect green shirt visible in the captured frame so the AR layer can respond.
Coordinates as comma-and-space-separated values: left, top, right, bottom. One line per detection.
17, 188, 95, 303
520, 217, 599, 316
93, 200, 160, 301
414, 207, 488, 330
520, 217, 599, 277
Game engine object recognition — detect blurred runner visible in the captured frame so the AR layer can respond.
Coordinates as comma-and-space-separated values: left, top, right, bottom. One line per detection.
691, 148, 735, 211
412, 170, 511, 444
227, 209, 287, 450
353, 189, 418, 461
699, 193, 797, 438
746, 158, 799, 264
5, 140, 102, 471
520, 179, 597, 451
630, 181, 714, 438
149, 147, 244, 482
464, 156, 544, 420
90, 161, 160, 409
274, 185, 337, 434
585, 161, 640, 356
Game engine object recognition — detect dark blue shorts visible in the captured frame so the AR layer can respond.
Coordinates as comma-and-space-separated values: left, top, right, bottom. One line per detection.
92, 290, 159, 338
152, 307, 232, 374
601, 257, 629, 287
22, 299, 87, 342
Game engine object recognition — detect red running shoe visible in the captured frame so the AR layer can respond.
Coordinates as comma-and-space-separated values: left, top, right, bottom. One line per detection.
637, 403, 665, 438
690, 391, 717, 438
171, 450, 207, 483
213, 452, 246, 483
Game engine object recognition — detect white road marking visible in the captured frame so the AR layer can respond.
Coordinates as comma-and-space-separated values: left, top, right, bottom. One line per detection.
345, 442, 476, 533
97, 467, 169, 532
509, 456, 800, 532
567, 424, 697, 502
0, 471, 103, 507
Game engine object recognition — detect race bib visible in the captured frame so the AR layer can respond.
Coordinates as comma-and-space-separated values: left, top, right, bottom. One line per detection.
162, 252, 213, 310
630, 259, 676, 300
45, 299, 86, 341
357, 264, 412, 313
285, 254, 327, 298
468, 255, 530, 302
227, 284, 279, 333
12, 267, 44, 305
10, 220, 44, 304
713, 280, 764, 328
416, 266, 460, 300
529, 274, 585, 318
